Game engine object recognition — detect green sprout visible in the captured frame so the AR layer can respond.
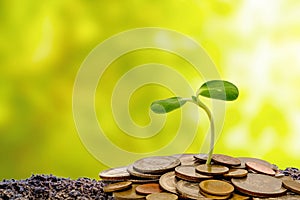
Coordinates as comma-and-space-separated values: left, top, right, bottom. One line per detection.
150, 80, 239, 165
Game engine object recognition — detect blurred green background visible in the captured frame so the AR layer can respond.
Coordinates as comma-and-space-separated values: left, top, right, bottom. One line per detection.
1, 0, 300, 180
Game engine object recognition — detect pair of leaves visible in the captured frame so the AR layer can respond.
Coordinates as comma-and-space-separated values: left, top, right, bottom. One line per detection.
151, 80, 239, 114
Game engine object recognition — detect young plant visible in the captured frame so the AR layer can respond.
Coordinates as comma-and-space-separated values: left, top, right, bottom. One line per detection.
150, 80, 239, 165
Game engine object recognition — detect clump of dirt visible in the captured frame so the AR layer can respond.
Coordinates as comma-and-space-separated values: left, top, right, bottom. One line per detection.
281, 167, 300, 180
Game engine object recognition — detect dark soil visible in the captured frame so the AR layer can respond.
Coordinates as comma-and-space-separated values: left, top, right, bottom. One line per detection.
0, 167, 299, 199
0, 174, 113, 200
280, 167, 300, 180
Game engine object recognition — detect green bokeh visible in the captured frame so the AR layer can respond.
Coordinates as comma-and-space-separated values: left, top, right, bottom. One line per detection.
1, 0, 300, 179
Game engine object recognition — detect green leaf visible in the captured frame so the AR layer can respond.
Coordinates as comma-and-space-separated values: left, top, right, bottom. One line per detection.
150, 97, 187, 114
198, 80, 239, 101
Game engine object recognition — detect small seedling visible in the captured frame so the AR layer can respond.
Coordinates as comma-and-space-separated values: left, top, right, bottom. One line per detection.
150, 80, 239, 165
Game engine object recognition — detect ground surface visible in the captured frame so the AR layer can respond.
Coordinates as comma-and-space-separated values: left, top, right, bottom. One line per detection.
0, 174, 113, 200
0, 167, 299, 199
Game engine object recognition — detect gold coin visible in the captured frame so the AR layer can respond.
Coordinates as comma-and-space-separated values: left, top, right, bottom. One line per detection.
282, 179, 300, 194
278, 175, 294, 182
196, 164, 229, 176
159, 171, 178, 194
223, 168, 248, 178
231, 173, 287, 198
114, 184, 145, 200
135, 183, 163, 195
129, 178, 159, 183
133, 156, 181, 174
245, 162, 275, 176
103, 181, 132, 193
194, 154, 208, 163
274, 171, 285, 178
175, 165, 212, 182
176, 180, 207, 199
229, 192, 250, 200
235, 157, 274, 169
146, 192, 178, 200
127, 165, 161, 179
199, 179, 234, 196
99, 166, 130, 181
252, 194, 300, 200
199, 189, 231, 199
212, 154, 241, 166
172, 154, 199, 166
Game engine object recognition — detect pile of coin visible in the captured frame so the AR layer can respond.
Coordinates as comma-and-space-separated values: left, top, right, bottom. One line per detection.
99, 154, 300, 199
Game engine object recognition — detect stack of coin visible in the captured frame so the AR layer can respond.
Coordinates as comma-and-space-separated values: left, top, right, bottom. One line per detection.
99, 154, 300, 199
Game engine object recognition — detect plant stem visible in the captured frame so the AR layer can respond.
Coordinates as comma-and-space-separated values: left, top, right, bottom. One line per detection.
189, 96, 215, 165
